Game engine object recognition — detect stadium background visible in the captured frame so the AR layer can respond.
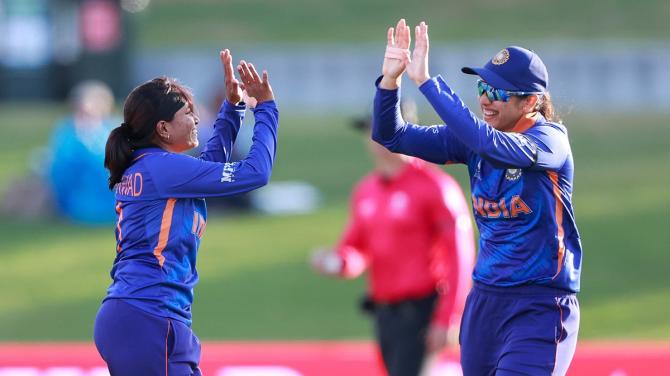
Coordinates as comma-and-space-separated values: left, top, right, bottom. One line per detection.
0, 0, 669, 374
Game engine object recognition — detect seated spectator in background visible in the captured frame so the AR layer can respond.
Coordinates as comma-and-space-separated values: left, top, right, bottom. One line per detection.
48, 80, 118, 224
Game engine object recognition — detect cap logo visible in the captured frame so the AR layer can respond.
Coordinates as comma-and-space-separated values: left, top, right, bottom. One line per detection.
491, 49, 510, 65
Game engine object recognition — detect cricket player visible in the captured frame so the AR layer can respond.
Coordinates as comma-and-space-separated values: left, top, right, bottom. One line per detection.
94, 50, 278, 375
373, 19, 581, 375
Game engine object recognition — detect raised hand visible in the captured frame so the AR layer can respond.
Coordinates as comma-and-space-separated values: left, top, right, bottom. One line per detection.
380, 18, 411, 89
220, 49, 243, 104
407, 21, 430, 86
237, 60, 274, 104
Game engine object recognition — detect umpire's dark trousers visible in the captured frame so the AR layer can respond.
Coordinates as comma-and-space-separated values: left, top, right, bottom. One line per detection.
369, 293, 437, 376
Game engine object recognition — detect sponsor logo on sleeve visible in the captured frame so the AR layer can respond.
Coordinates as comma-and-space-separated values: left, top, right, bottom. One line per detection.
221, 162, 239, 183
511, 133, 532, 148
510, 133, 538, 163
473, 160, 482, 180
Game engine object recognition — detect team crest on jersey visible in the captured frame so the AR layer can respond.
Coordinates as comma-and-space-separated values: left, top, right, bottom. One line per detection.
505, 168, 522, 181
491, 49, 510, 65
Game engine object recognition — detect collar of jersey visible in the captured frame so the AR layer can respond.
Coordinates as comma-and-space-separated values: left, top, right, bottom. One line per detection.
131, 147, 165, 161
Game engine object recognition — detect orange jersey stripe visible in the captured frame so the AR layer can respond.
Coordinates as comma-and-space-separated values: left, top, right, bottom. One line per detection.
197, 215, 206, 238
192, 211, 198, 234
548, 171, 565, 279
153, 198, 176, 267
132, 152, 150, 162
115, 202, 124, 253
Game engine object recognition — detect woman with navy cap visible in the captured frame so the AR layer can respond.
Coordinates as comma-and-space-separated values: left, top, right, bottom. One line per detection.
372, 19, 581, 375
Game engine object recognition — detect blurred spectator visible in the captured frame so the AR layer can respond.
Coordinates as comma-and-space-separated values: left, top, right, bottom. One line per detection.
1, 80, 117, 223
48, 80, 117, 224
311, 101, 476, 376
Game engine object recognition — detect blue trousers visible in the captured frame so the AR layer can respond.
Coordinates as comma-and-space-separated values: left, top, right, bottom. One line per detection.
94, 299, 202, 376
460, 283, 579, 376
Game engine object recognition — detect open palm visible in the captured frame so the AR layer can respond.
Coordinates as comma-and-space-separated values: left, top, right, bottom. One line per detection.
220, 49, 243, 104
382, 19, 411, 80
407, 21, 430, 85
237, 60, 274, 104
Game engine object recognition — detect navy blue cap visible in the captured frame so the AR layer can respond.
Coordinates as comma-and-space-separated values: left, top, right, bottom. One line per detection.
461, 46, 548, 92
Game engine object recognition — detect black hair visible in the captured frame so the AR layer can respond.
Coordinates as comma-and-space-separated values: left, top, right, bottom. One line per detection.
104, 77, 194, 189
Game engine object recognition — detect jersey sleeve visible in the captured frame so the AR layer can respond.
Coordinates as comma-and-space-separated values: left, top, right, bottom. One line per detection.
335, 184, 369, 278
150, 100, 279, 198
199, 100, 246, 163
419, 75, 547, 169
427, 174, 475, 329
371, 77, 470, 165
525, 124, 570, 171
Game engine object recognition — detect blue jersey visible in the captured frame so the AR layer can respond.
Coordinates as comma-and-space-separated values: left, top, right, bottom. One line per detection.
104, 100, 279, 325
372, 76, 581, 292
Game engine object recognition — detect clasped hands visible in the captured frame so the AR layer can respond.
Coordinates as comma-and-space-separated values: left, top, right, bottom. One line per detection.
380, 19, 431, 90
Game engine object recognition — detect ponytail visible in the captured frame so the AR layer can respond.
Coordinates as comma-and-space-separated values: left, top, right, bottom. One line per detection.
104, 126, 134, 189
104, 76, 194, 190
537, 91, 561, 123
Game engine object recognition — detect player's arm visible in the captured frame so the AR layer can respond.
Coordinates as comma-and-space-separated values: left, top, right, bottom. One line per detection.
419, 76, 569, 170
200, 49, 252, 163
150, 99, 278, 198
525, 124, 571, 170
199, 100, 245, 163
371, 79, 470, 165
427, 176, 476, 351
403, 21, 564, 170
373, 20, 470, 164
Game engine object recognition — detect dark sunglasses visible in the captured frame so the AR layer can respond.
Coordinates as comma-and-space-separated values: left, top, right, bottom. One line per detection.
477, 79, 542, 102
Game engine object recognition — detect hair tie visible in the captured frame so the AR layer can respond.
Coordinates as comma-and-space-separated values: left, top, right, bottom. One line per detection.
120, 122, 133, 140
120, 122, 130, 133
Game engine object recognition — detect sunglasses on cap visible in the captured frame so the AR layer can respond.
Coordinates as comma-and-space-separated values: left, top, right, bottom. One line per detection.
477, 80, 542, 102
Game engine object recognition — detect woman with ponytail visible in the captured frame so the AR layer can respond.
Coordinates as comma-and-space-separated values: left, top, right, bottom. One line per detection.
94, 49, 278, 375
373, 20, 581, 375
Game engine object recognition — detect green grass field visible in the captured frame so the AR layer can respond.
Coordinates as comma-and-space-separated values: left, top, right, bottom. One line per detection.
0, 103, 669, 341
131, 0, 669, 47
